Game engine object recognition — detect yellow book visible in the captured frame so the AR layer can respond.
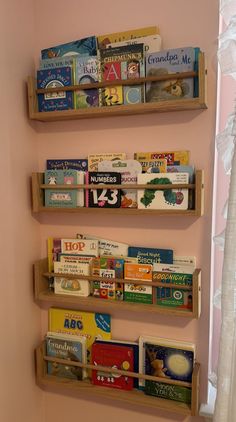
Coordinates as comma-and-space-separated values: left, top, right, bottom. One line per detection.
48, 307, 111, 361
134, 151, 190, 166
97, 26, 159, 49
102, 85, 123, 107
136, 158, 167, 173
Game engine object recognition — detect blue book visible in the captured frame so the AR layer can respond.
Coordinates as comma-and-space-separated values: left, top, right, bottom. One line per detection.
46, 159, 88, 171
37, 67, 73, 112
128, 246, 173, 265
41, 36, 97, 59
74, 55, 99, 108
39, 55, 76, 70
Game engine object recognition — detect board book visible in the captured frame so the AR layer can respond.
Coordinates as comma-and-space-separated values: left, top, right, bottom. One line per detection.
46, 159, 88, 171
134, 151, 189, 166
41, 36, 97, 58
44, 169, 84, 208
54, 260, 91, 297
39, 55, 76, 70
137, 173, 189, 210
128, 246, 173, 265
98, 159, 142, 208
74, 55, 99, 108
97, 26, 159, 49
91, 257, 124, 300
88, 153, 126, 172
37, 67, 73, 112
46, 332, 86, 380
106, 34, 162, 55
86, 172, 122, 208
92, 342, 134, 390
61, 238, 99, 257
76, 233, 129, 257
124, 263, 153, 304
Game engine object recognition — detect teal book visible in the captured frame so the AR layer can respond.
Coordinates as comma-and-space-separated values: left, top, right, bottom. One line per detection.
44, 169, 84, 208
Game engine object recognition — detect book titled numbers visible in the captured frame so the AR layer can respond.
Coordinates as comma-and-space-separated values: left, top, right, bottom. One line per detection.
86, 172, 121, 208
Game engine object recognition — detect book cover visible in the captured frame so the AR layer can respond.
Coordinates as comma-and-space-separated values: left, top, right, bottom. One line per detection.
61, 238, 99, 257
88, 153, 126, 171
48, 237, 62, 272
95, 339, 139, 388
76, 233, 129, 257
86, 172, 121, 208
124, 263, 153, 304
152, 263, 194, 308
39, 55, 76, 70
128, 246, 173, 265
173, 255, 196, 267
92, 342, 134, 390
74, 55, 99, 108
139, 335, 195, 390
100, 44, 145, 106
54, 261, 91, 297
138, 158, 167, 173
44, 169, 84, 207
91, 257, 124, 300
46, 332, 86, 380
106, 34, 162, 55
48, 307, 111, 362
98, 159, 142, 208
165, 165, 195, 209
145, 47, 198, 102
134, 151, 190, 166
37, 67, 73, 112
46, 159, 88, 171
41, 36, 97, 58
97, 26, 159, 49
137, 173, 189, 210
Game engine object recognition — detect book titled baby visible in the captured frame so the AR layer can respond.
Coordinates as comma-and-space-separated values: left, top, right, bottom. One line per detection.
74, 55, 99, 108
86, 172, 121, 208
37, 67, 73, 112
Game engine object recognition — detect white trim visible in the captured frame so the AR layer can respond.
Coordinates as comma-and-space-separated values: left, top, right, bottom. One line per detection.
199, 382, 216, 419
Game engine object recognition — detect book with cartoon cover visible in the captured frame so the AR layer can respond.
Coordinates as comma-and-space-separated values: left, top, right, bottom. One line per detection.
37, 67, 73, 112
97, 26, 159, 49
74, 55, 99, 108
41, 36, 97, 58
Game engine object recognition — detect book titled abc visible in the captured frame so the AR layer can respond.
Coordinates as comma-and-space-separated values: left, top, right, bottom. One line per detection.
86, 172, 121, 208
74, 55, 99, 108
37, 67, 73, 112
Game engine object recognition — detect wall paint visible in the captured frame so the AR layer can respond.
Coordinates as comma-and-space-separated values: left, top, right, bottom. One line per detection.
33, 1, 219, 421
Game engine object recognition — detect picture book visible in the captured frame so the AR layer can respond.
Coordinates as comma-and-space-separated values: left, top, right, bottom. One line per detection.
48, 237, 62, 272
92, 342, 134, 390
74, 55, 99, 108
95, 339, 139, 388
37, 67, 73, 112
44, 169, 84, 207
137, 158, 167, 173
124, 263, 153, 304
39, 55, 76, 70
88, 153, 126, 171
128, 246, 173, 265
97, 26, 159, 49
48, 308, 111, 362
173, 255, 196, 267
134, 151, 189, 166
100, 44, 145, 106
76, 233, 129, 257
106, 34, 162, 55
137, 173, 189, 210
145, 47, 200, 102
98, 159, 142, 208
61, 238, 99, 257
165, 165, 195, 209
91, 256, 124, 300
59, 255, 94, 265
54, 261, 91, 297
139, 335, 195, 392
46, 159, 88, 171
152, 263, 194, 308
86, 172, 121, 208
46, 331, 86, 380
41, 36, 97, 58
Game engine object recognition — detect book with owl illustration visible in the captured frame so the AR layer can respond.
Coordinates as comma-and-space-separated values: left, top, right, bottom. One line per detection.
145, 47, 200, 102
46, 332, 87, 380
44, 169, 84, 207
137, 173, 189, 210
74, 55, 99, 109
37, 67, 73, 112
41, 36, 97, 59
54, 260, 91, 297
97, 26, 159, 49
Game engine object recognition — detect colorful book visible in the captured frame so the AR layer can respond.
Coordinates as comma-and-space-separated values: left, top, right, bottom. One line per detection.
41, 36, 97, 58
145, 47, 200, 102
91, 257, 124, 300
139, 335, 195, 394
39, 55, 76, 70
88, 153, 126, 171
48, 237, 62, 272
97, 26, 159, 49
138, 158, 167, 173
48, 308, 111, 362
61, 238, 99, 257
165, 165, 195, 209
54, 260, 91, 297
74, 55, 99, 108
99, 44, 145, 106
124, 263, 153, 304
37, 67, 73, 112
46, 159, 88, 171
98, 159, 142, 208
106, 34, 162, 55
137, 173, 189, 210
128, 246, 173, 265
76, 233, 128, 257
86, 172, 121, 208
46, 332, 86, 380
152, 263, 194, 308
134, 151, 189, 166
44, 169, 84, 207
92, 342, 134, 390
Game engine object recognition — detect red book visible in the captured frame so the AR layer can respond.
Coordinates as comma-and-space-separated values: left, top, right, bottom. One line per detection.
92, 343, 134, 390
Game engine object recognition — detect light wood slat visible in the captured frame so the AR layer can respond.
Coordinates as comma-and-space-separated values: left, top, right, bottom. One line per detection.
40, 183, 195, 190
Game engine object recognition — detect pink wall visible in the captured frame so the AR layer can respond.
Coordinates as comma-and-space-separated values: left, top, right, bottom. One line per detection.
0, 1, 44, 422
32, 1, 219, 421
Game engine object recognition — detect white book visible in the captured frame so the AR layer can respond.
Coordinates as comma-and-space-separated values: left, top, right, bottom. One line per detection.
76, 171, 85, 207
152, 263, 195, 274
76, 233, 128, 257
61, 238, 99, 256
106, 34, 162, 55
173, 255, 196, 268
54, 261, 91, 297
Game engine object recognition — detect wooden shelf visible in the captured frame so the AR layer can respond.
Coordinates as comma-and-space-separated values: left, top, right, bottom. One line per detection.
27, 52, 207, 122
36, 342, 200, 416
34, 258, 201, 318
31, 170, 204, 216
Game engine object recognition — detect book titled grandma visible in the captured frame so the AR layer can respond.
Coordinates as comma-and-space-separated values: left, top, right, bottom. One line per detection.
145, 47, 200, 102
